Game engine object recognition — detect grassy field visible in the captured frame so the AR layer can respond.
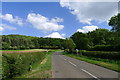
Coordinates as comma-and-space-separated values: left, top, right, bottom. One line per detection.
2, 49, 60, 79
0, 49, 46, 51
62, 52, 120, 72
1, 49, 48, 54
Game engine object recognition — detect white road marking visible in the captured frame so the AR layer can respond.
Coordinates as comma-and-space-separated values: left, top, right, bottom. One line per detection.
81, 69, 100, 80
68, 61, 77, 67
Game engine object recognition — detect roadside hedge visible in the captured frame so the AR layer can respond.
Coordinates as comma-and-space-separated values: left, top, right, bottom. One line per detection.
90, 45, 120, 51
2, 52, 47, 79
81, 51, 120, 60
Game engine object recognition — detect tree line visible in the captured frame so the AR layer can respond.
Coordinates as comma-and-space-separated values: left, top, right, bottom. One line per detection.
70, 13, 120, 51
1, 35, 65, 50
1, 13, 120, 51
71, 28, 120, 51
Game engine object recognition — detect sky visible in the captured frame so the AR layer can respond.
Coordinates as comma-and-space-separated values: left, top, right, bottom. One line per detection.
0, 1, 118, 39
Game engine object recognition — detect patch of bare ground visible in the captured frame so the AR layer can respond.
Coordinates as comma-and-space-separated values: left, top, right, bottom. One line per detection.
1, 49, 47, 53
40, 58, 47, 64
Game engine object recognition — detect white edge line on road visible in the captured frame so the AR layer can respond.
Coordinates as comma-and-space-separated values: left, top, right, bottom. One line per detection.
81, 69, 100, 80
68, 61, 77, 67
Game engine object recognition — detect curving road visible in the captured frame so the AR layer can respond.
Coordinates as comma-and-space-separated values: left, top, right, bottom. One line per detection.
52, 51, 119, 80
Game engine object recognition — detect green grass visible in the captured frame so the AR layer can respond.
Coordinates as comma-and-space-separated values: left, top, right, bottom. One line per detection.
16, 49, 59, 78
2, 49, 60, 79
62, 52, 120, 72
2, 52, 48, 79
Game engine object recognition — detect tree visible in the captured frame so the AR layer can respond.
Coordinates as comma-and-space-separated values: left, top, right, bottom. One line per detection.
2, 42, 10, 50
109, 13, 120, 33
78, 37, 90, 50
2, 34, 66, 50
87, 29, 110, 45
64, 38, 76, 52
71, 32, 86, 49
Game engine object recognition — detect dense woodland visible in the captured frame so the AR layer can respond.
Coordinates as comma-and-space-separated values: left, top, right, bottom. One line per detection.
1, 13, 120, 51
1, 35, 65, 50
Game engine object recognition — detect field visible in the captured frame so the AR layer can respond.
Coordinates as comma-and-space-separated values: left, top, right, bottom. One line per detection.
1, 49, 47, 53
1, 49, 58, 79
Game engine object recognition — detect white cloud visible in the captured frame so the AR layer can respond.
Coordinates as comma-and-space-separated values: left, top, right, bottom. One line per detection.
0, 24, 16, 31
0, 27, 4, 31
60, 0, 119, 2
27, 13, 64, 32
77, 29, 84, 33
77, 25, 98, 33
0, 13, 23, 26
51, 17, 64, 23
45, 32, 65, 39
60, 1, 118, 25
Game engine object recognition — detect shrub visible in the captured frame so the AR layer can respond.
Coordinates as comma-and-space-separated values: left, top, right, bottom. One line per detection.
78, 50, 87, 53
81, 51, 120, 60
64, 49, 69, 52
90, 45, 114, 51
2, 52, 47, 79
114, 44, 120, 51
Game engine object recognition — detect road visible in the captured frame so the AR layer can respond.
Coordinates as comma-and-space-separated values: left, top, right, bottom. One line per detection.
52, 51, 119, 80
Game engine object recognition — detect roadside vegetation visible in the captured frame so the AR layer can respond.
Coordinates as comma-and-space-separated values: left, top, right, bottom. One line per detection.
62, 13, 120, 72
1, 35, 65, 50
62, 51, 120, 72
1, 13, 120, 79
2, 49, 58, 79
18, 51, 53, 78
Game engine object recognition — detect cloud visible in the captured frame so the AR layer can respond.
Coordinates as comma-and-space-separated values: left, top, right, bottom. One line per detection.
0, 27, 4, 31
60, 0, 119, 2
45, 32, 65, 39
51, 17, 64, 23
0, 24, 16, 31
60, 1, 118, 25
27, 13, 64, 32
77, 25, 98, 33
0, 13, 23, 26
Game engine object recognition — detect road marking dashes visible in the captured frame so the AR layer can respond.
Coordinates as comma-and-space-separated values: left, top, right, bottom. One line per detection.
68, 61, 77, 67
81, 69, 100, 80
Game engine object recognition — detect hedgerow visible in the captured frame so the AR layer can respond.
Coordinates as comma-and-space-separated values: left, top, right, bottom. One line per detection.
80, 51, 120, 60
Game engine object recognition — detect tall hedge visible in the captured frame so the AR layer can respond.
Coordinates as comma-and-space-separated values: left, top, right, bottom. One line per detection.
81, 51, 120, 60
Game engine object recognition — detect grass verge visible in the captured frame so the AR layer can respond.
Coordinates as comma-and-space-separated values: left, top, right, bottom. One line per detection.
16, 50, 59, 78
62, 52, 120, 72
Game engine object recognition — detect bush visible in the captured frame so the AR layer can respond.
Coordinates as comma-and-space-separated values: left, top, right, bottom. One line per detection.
2, 52, 47, 79
114, 44, 120, 51
81, 51, 120, 60
90, 45, 114, 51
70, 50, 77, 54
64, 49, 69, 52
78, 50, 87, 53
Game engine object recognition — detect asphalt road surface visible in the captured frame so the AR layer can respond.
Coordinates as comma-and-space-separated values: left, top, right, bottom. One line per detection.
52, 51, 119, 80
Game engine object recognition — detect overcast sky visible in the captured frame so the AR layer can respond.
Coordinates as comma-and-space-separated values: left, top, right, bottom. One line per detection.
0, 1, 118, 38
